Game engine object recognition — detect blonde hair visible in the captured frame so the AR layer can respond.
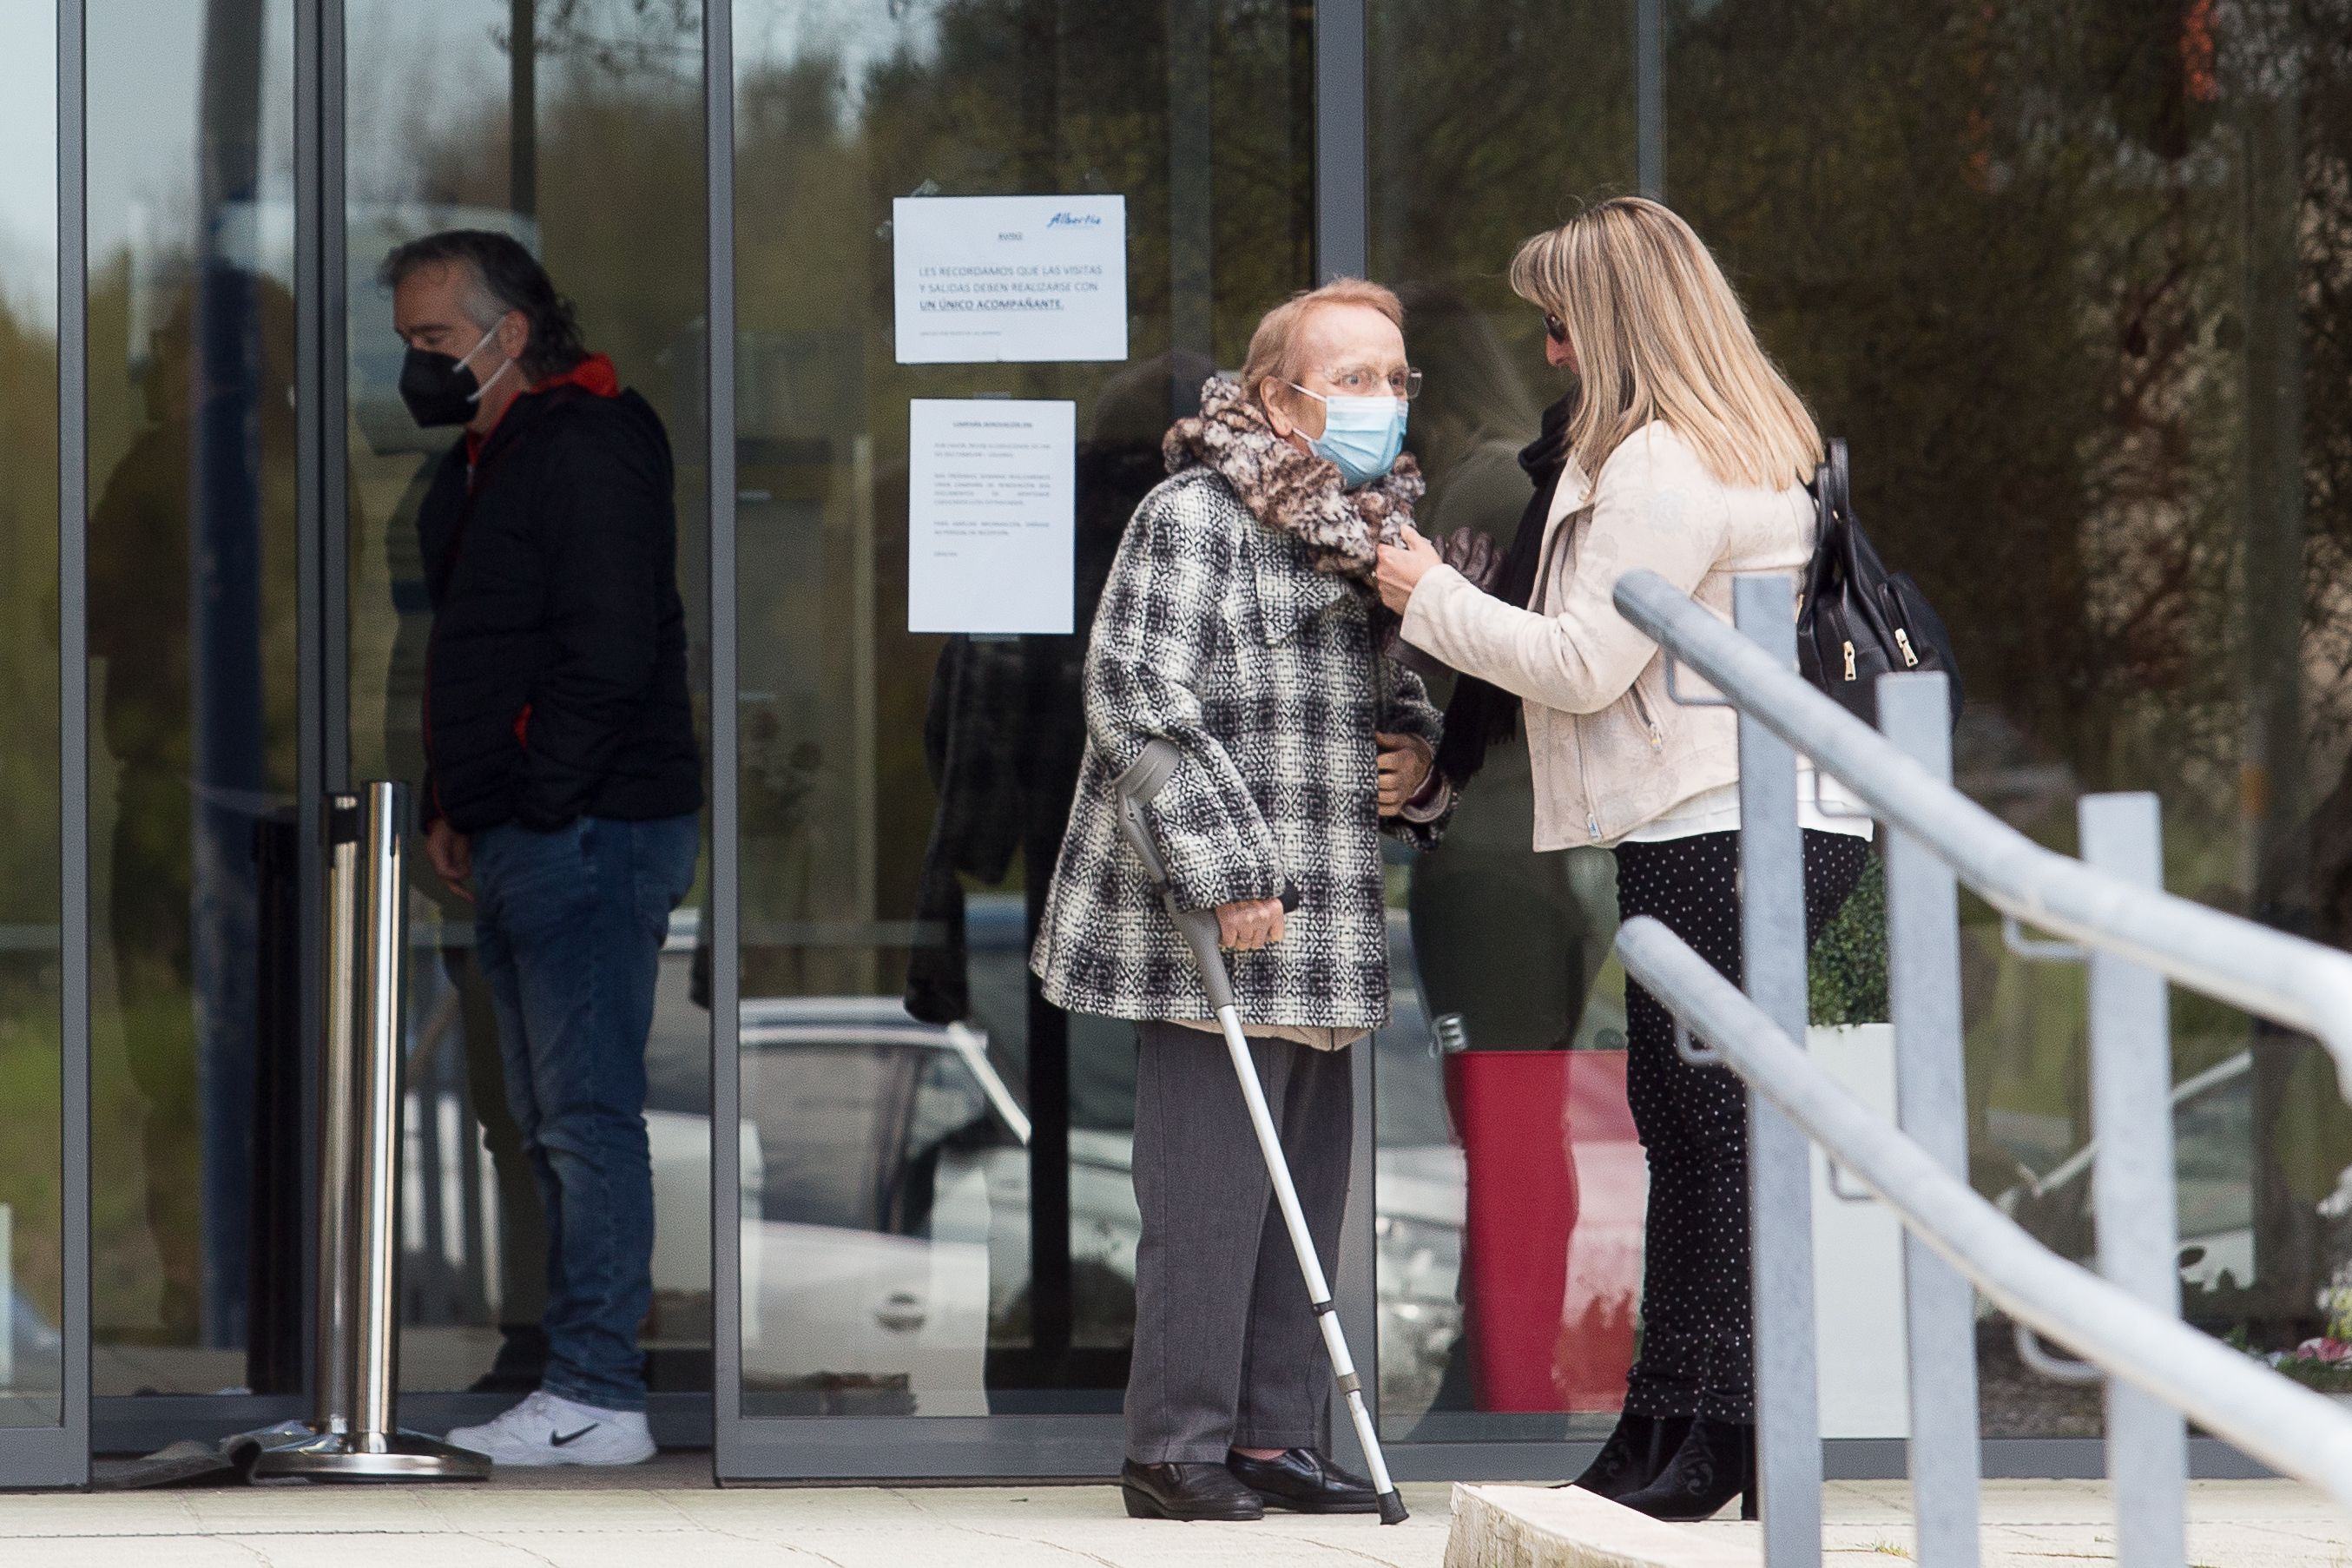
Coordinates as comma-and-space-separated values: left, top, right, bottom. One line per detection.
1241, 277, 1405, 410
1508, 198, 1822, 489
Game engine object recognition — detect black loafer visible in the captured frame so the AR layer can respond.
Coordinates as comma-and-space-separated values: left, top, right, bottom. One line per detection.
1121, 1459, 1265, 1521
1225, 1447, 1379, 1513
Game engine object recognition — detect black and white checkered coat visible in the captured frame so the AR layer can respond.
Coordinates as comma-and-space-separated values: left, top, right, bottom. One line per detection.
1032, 465, 1448, 1031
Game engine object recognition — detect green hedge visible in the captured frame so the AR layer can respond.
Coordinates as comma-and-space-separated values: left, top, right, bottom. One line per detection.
1808, 852, 1889, 1026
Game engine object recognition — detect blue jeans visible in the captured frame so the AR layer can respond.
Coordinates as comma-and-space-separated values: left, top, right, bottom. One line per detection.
471, 813, 701, 1412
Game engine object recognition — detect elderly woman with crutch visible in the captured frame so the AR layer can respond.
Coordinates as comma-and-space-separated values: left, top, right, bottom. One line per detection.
1032, 278, 1451, 1524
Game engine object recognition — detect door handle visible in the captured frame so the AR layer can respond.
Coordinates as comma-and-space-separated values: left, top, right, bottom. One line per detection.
874, 1290, 927, 1333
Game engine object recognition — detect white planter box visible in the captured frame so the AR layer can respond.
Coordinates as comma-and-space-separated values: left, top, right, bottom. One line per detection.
1808, 1022, 1911, 1440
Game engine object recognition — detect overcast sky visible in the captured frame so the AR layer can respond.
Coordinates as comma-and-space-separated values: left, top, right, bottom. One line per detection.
0, 6, 59, 324
0, 0, 947, 332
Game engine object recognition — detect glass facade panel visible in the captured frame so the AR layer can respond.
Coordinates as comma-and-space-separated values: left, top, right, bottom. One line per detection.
1367, 0, 1640, 1447
0, 0, 64, 1432
85, 0, 299, 1398
13, 0, 2349, 1476
339, 0, 713, 1397
1668, 0, 2352, 1440
728, 0, 1314, 1418
1372, 0, 2352, 1446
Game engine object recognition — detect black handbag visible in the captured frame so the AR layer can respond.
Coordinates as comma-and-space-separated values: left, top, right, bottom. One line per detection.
1796, 438, 1962, 726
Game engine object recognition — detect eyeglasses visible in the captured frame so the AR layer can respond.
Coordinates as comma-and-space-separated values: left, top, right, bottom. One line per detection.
1318, 366, 1424, 400
1543, 312, 1568, 346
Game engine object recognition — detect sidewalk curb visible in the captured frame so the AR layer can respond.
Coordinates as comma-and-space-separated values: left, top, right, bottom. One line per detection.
1445, 1483, 1760, 1568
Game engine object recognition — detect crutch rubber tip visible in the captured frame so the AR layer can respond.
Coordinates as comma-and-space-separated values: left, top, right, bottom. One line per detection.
1377, 1490, 1409, 1525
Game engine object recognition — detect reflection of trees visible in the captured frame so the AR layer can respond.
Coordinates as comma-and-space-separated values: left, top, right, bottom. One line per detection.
0, 290, 64, 1334
1667, 2, 2352, 1326
1371, 0, 1637, 320
724, 0, 1313, 997
345, 0, 2352, 1359
381, 0, 1316, 991
1666, 1, 2350, 1326
0, 296, 62, 912
1375, 0, 2352, 1337
85, 267, 301, 1344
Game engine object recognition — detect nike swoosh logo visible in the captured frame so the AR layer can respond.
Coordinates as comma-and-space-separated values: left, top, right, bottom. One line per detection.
550, 1425, 599, 1446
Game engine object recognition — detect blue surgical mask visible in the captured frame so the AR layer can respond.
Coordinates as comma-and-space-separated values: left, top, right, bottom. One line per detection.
1288, 383, 1407, 489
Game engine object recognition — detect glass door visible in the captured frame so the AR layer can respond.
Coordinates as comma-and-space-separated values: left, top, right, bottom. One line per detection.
714, 0, 1319, 1476
79, 0, 305, 1420
336, 0, 714, 1421
0, 0, 84, 1488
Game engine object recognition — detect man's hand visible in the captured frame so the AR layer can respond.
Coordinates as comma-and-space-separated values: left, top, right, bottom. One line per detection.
1215, 898, 1286, 952
1375, 525, 1445, 615
1376, 731, 1434, 816
426, 817, 475, 904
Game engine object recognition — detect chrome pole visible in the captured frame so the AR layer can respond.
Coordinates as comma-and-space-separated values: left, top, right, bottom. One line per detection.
349, 782, 407, 1446
254, 783, 488, 1480
309, 796, 361, 1436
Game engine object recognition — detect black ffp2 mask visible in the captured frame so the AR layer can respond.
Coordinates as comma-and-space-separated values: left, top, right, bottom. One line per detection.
399, 323, 511, 428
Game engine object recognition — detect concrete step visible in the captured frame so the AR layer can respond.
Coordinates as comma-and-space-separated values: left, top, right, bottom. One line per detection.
1446, 1483, 1760, 1568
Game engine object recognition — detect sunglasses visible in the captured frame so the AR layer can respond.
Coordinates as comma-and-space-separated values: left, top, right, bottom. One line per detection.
1543, 312, 1568, 346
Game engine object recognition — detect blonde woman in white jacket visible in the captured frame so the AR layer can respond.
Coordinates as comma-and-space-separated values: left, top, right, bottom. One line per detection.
1376, 198, 1870, 1522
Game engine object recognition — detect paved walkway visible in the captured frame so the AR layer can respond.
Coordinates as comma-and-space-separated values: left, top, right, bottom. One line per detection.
0, 1466, 2342, 1565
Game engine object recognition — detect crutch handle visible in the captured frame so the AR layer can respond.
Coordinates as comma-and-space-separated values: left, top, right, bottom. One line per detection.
1111, 741, 1236, 1012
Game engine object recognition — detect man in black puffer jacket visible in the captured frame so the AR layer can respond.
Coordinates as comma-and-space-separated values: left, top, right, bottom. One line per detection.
385, 230, 700, 1467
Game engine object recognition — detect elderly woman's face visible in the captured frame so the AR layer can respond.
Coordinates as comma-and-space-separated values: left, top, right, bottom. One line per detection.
1264, 302, 1409, 445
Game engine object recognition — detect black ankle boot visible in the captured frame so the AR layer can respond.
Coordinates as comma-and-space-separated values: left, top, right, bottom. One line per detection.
1558, 1411, 1691, 1500
1614, 1418, 1756, 1521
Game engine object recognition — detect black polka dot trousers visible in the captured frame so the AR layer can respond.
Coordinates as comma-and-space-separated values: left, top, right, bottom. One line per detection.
1613, 827, 1869, 1424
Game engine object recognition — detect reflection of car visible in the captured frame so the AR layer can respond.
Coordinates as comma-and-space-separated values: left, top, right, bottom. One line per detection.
642, 992, 1485, 1410
651, 998, 1027, 1413
1374, 1144, 1468, 1407
1994, 1050, 2254, 1289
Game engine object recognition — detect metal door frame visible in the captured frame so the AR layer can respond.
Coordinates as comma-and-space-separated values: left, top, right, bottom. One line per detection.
2, 0, 91, 1491
704, 0, 1386, 1482
68, 0, 335, 1469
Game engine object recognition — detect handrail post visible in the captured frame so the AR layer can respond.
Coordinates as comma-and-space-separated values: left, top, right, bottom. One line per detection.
1877, 672, 1981, 1568
1732, 574, 1821, 1565
2079, 794, 2186, 1565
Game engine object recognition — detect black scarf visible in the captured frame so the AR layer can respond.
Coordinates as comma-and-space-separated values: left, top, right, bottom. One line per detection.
1433, 393, 1577, 787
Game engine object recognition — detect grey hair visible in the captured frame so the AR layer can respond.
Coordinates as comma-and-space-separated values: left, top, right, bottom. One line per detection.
378, 229, 587, 382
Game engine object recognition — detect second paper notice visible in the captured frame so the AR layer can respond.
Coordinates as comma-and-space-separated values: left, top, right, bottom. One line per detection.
907, 399, 1077, 636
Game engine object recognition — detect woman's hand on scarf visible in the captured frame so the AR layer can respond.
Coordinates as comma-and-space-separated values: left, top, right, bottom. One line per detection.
1375, 731, 1434, 816
1375, 525, 1444, 615
1216, 898, 1287, 952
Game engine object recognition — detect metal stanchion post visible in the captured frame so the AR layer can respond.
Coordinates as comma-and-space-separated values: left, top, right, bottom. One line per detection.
254, 783, 489, 1480
313, 797, 361, 1438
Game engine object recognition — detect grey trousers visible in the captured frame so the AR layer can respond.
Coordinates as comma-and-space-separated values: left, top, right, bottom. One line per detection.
1126, 1019, 1354, 1464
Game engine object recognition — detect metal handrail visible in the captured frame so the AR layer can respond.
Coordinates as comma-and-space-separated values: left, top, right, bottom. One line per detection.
1613, 569, 2352, 1098
1616, 914, 2352, 1511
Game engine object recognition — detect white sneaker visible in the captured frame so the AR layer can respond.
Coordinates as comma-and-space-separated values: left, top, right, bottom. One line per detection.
445, 1388, 656, 1467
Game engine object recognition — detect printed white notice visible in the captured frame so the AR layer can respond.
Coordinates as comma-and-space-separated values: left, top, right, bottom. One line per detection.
907, 399, 1077, 635
893, 194, 1128, 364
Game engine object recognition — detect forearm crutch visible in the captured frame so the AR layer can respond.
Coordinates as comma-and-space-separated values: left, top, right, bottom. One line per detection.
1112, 738, 1408, 1526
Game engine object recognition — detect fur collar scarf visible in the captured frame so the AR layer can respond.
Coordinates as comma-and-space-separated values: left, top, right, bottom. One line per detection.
1162, 377, 1422, 583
